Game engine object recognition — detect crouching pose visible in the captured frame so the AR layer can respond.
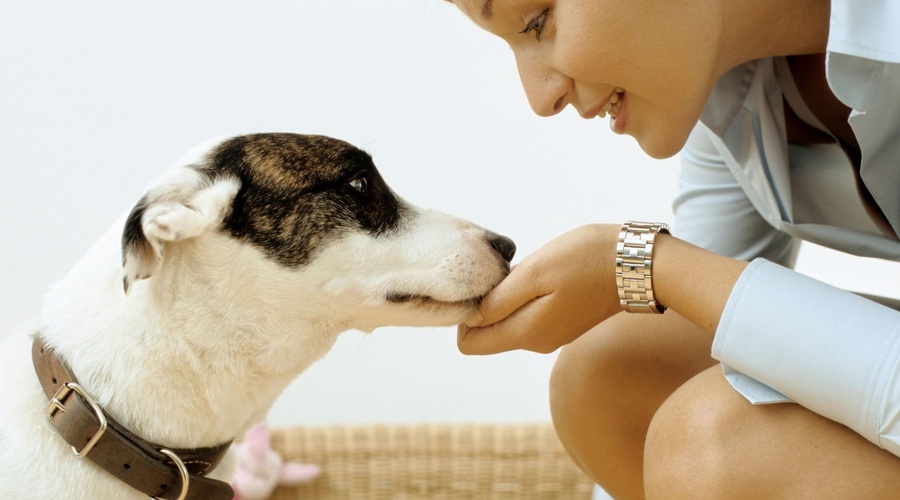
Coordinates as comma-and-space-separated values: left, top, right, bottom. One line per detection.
447, 0, 900, 498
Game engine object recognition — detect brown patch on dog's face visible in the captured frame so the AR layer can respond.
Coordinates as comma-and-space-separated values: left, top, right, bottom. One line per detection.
224, 134, 356, 192
199, 133, 406, 268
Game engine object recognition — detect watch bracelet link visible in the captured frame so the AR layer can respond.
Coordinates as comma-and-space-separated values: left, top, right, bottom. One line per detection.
615, 221, 671, 314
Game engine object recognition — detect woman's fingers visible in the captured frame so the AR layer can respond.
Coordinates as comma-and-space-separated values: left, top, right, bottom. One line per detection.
458, 293, 552, 354
471, 262, 544, 327
457, 224, 621, 355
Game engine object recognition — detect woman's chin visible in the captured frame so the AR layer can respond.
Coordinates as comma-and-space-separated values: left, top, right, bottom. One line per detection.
635, 126, 695, 160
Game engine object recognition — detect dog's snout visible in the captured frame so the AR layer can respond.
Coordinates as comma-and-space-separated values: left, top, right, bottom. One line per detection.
486, 232, 516, 263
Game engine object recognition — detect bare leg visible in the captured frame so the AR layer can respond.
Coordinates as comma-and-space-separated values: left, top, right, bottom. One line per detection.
549, 312, 716, 499
644, 366, 900, 499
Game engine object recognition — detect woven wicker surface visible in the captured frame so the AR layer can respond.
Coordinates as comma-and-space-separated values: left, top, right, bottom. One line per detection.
269, 423, 594, 499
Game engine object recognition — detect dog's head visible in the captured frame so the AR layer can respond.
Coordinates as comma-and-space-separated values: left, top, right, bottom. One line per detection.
121, 133, 514, 331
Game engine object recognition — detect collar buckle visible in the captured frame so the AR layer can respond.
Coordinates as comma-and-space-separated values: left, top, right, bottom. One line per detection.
46, 382, 108, 458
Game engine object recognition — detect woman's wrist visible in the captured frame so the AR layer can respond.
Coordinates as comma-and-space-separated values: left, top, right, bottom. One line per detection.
650, 232, 748, 334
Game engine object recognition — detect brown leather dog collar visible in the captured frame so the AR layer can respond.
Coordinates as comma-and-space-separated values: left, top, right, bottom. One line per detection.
32, 335, 235, 500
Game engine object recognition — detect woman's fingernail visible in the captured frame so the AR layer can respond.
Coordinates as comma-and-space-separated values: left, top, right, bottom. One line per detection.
464, 309, 484, 327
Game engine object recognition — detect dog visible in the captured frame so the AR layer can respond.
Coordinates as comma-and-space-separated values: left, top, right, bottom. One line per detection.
0, 133, 515, 499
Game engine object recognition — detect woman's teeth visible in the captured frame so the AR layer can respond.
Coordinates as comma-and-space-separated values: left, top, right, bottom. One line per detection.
597, 88, 624, 119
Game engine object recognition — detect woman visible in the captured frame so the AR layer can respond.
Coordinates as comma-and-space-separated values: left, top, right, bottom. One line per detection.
448, 0, 900, 497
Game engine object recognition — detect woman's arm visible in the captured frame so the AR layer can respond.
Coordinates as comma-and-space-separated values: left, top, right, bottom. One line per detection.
457, 124, 789, 354
711, 259, 900, 456
456, 224, 745, 354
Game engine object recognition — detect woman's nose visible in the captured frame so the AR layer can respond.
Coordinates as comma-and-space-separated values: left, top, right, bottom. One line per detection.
514, 51, 568, 117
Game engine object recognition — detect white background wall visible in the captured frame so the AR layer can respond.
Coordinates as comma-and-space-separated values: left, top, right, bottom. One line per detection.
2, 0, 898, 452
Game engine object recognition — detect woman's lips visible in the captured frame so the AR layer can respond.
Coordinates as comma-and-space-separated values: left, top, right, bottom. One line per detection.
582, 87, 625, 120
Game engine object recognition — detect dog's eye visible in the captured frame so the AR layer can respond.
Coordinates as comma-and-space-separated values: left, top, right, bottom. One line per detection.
348, 176, 368, 193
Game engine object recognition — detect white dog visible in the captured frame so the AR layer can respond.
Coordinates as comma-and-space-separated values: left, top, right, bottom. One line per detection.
0, 133, 515, 499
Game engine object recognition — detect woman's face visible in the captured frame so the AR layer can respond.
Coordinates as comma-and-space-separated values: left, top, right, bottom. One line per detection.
451, 0, 719, 159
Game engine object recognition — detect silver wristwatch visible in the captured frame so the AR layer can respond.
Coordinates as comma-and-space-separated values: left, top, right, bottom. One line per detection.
615, 221, 670, 314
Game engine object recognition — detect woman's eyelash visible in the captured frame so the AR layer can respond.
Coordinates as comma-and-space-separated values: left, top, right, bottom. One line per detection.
519, 9, 549, 41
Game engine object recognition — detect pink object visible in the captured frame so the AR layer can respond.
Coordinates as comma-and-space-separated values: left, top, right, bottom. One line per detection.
232, 423, 321, 500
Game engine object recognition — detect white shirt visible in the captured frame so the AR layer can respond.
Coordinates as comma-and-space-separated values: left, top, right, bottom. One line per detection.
673, 0, 900, 455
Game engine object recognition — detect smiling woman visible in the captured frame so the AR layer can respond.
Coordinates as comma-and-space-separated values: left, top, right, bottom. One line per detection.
445, 0, 900, 498
450, 0, 755, 159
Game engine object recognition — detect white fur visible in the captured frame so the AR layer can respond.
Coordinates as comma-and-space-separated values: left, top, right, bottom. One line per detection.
0, 138, 509, 499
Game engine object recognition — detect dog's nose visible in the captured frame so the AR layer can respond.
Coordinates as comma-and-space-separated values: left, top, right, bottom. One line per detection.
486, 232, 516, 263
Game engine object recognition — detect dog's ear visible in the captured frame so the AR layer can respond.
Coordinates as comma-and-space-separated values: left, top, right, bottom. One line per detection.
121, 168, 240, 294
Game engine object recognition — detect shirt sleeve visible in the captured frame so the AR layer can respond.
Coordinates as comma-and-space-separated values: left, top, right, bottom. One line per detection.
713, 259, 900, 457
674, 124, 799, 265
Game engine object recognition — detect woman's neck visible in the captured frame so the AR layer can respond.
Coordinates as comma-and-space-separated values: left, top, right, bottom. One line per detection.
711, 0, 830, 78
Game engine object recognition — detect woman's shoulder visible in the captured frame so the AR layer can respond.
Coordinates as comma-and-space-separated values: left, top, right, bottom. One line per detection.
828, 0, 900, 64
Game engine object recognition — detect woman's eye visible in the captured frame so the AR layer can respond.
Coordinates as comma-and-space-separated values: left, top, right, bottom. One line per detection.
348, 176, 368, 193
520, 9, 549, 41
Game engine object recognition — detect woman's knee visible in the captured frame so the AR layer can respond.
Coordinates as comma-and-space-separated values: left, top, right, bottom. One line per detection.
549, 315, 664, 490
549, 321, 617, 444
549, 320, 620, 402
646, 366, 900, 499
550, 312, 715, 421
549, 313, 716, 482
644, 366, 748, 499
549, 314, 652, 424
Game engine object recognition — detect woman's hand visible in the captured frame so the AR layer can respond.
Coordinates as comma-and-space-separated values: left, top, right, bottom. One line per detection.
457, 223, 623, 355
